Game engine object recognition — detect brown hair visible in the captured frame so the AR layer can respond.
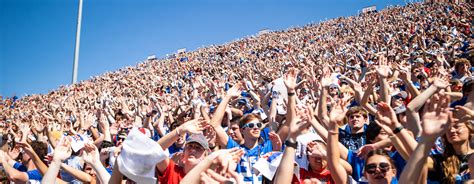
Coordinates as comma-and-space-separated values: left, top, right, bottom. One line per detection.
30, 141, 48, 164
454, 58, 471, 73
238, 113, 262, 128
365, 149, 397, 172
347, 106, 368, 119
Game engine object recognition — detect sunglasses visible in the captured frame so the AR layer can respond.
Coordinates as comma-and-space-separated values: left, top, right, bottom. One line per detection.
242, 122, 262, 129
365, 162, 391, 174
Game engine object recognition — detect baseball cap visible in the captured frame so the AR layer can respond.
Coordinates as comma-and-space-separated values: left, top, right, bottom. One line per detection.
186, 133, 209, 150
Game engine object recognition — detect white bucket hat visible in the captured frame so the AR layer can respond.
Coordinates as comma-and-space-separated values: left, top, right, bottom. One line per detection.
117, 127, 167, 184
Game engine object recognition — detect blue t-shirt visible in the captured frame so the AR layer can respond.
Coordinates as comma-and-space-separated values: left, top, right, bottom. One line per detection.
227, 137, 273, 184
13, 162, 42, 181
168, 143, 184, 156
339, 124, 367, 151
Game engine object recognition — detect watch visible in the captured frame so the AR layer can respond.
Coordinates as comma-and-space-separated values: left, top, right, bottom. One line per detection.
285, 139, 298, 149
393, 125, 404, 134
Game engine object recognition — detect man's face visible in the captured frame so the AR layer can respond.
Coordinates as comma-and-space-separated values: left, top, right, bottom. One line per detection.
241, 121, 262, 140
348, 112, 366, 131
183, 142, 207, 166
228, 123, 244, 143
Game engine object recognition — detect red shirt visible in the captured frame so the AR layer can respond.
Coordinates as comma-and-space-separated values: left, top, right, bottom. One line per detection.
158, 160, 186, 184
292, 168, 335, 184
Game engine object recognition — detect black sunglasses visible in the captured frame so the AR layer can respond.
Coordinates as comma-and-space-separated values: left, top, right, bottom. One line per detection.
365, 162, 391, 174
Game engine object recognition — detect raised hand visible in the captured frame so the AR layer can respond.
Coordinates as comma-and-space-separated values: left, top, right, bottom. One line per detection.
226, 83, 242, 98
82, 143, 100, 165
307, 141, 327, 158
421, 93, 451, 139
432, 76, 449, 89
8, 147, 20, 160
289, 111, 312, 139
375, 102, 399, 129
16, 142, 36, 157
356, 143, 377, 158
82, 112, 95, 130
181, 119, 207, 135
376, 55, 390, 78
284, 68, 298, 91
399, 69, 411, 82
328, 100, 348, 125
455, 106, 474, 121
269, 132, 282, 151
320, 75, 332, 88
53, 137, 72, 162
205, 148, 244, 180
32, 120, 45, 133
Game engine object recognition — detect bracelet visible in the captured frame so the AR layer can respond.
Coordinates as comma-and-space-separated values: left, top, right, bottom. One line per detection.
285, 140, 298, 149
392, 125, 404, 134
328, 130, 339, 135
288, 92, 296, 96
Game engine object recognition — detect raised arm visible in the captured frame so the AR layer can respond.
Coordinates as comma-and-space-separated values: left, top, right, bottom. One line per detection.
374, 102, 418, 160
360, 80, 378, 115
82, 143, 111, 184
317, 75, 331, 128
274, 103, 311, 184
376, 55, 391, 104
278, 68, 298, 141
308, 105, 349, 160
405, 78, 449, 136
326, 100, 350, 184
41, 138, 72, 184
157, 119, 206, 150
340, 75, 363, 103
209, 83, 242, 147
16, 142, 49, 176
399, 93, 451, 184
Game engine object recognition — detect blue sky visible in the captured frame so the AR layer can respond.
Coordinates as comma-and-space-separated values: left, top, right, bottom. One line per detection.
0, 0, 406, 97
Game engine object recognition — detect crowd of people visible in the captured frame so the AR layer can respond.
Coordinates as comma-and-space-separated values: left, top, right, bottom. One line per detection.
0, 2, 473, 184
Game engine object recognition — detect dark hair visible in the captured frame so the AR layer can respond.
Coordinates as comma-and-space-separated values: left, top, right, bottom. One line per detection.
366, 122, 382, 144
462, 77, 474, 95
365, 149, 397, 171
30, 141, 48, 164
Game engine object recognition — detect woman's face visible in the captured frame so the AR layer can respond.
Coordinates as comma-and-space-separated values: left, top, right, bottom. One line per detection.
307, 142, 328, 172
446, 122, 470, 145
364, 155, 396, 184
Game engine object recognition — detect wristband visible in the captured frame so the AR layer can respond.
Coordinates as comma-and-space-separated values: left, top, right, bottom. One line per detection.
285, 140, 298, 149
392, 126, 404, 134
288, 92, 296, 96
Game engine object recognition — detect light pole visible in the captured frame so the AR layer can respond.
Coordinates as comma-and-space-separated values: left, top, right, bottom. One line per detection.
72, 0, 83, 84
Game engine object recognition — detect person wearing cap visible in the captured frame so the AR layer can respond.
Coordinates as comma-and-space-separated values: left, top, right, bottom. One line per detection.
155, 119, 209, 184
